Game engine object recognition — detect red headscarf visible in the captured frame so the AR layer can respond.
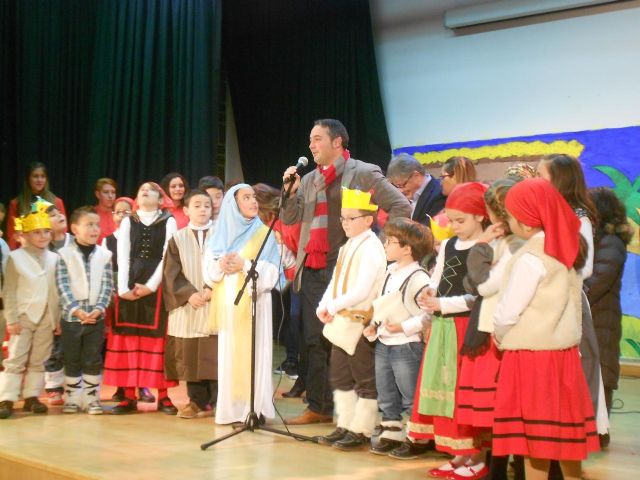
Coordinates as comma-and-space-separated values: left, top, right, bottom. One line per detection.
505, 178, 580, 269
114, 196, 135, 209
445, 182, 488, 218
132, 182, 172, 212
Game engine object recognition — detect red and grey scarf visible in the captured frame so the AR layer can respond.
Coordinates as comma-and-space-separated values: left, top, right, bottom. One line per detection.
304, 150, 349, 268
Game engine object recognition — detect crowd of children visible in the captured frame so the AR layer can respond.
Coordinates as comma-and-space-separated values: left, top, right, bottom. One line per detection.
0, 152, 633, 480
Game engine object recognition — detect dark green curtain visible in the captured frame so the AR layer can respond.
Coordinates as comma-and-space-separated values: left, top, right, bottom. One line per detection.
1, 0, 221, 214
222, 0, 391, 187
1, 0, 97, 212
89, 0, 222, 197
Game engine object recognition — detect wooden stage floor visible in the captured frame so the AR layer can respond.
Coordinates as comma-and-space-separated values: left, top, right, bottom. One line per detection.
0, 375, 639, 480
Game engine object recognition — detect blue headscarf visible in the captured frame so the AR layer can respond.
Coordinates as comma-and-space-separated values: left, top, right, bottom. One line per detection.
207, 183, 282, 268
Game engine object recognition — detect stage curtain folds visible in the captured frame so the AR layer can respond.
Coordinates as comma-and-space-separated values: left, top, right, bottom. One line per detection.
222, 0, 391, 187
1, 0, 222, 211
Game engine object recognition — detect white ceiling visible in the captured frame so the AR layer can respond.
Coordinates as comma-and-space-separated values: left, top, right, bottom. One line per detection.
372, 0, 493, 21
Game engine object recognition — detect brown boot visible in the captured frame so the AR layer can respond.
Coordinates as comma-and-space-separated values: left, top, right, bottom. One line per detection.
284, 408, 333, 425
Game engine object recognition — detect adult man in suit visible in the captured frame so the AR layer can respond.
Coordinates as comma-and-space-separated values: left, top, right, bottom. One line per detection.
386, 153, 446, 225
281, 119, 410, 426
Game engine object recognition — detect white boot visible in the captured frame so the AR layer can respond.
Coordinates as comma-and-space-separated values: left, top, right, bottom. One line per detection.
334, 389, 358, 430
0, 372, 23, 403
379, 419, 404, 442
63, 376, 83, 413
83, 374, 103, 415
349, 397, 379, 438
45, 368, 65, 391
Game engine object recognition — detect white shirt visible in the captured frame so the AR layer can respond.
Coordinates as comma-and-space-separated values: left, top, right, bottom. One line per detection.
429, 237, 476, 314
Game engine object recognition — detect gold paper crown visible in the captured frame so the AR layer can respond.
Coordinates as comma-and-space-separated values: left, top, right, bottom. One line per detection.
429, 213, 454, 242
16, 197, 53, 232
341, 188, 378, 212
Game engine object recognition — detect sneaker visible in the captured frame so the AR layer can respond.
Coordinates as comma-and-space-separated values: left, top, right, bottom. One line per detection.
0, 400, 14, 419
388, 439, 434, 460
177, 402, 214, 419
158, 397, 178, 415
23, 397, 48, 414
286, 365, 299, 380
273, 361, 292, 375
63, 403, 81, 414
86, 400, 104, 415
111, 387, 125, 402
47, 391, 64, 406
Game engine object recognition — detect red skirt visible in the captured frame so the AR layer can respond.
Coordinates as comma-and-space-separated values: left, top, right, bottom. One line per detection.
408, 316, 483, 455
103, 333, 178, 389
457, 340, 502, 427
492, 347, 599, 461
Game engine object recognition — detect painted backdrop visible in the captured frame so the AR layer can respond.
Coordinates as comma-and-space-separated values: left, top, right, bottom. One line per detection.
395, 125, 640, 360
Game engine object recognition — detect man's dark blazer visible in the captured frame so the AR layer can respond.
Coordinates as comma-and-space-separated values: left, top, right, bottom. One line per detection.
411, 177, 446, 226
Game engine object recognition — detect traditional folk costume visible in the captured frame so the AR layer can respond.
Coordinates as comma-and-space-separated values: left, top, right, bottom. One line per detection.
204, 184, 281, 425
408, 183, 489, 457
492, 179, 599, 461
56, 241, 113, 413
44, 231, 74, 401
163, 221, 218, 413
0, 198, 60, 417
103, 208, 178, 406
368, 260, 431, 448
317, 188, 386, 448
458, 235, 524, 428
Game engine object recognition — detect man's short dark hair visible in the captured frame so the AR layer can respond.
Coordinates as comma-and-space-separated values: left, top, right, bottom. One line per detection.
197, 176, 224, 191
314, 119, 349, 149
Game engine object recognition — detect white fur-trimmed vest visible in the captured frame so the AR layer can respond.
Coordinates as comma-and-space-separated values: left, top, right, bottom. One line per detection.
58, 243, 112, 307
497, 235, 582, 350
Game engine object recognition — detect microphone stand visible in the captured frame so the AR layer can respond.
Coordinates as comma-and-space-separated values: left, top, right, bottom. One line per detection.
201, 175, 316, 450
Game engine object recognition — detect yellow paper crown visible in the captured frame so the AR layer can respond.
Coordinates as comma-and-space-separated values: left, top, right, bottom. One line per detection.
16, 197, 53, 232
429, 213, 454, 242
341, 188, 378, 212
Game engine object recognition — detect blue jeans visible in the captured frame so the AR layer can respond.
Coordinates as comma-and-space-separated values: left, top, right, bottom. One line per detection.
375, 341, 424, 421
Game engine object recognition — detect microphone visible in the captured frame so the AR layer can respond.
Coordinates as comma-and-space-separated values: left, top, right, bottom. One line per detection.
285, 156, 309, 183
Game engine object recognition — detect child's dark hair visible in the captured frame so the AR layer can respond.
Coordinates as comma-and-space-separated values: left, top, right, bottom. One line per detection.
70, 206, 98, 225
383, 217, 434, 261
589, 187, 633, 245
197, 175, 224, 191
485, 178, 518, 233
183, 189, 212, 207
539, 154, 598, 225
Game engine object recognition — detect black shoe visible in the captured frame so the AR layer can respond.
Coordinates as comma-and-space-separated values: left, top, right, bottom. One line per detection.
388, 439, 434, 459
282, 377, 305, 398
111, 387, 125, 402
138, 387, 156, 403
370, 439, 402, 455
158, 397, 178, 415
0, 401, 14, 419
23, 397, 48, 414
273, 360, 296, 375
599, 433, 610, 449
110, 398, 138, 414
333, 431, 369, 451
315, 427, 348, 446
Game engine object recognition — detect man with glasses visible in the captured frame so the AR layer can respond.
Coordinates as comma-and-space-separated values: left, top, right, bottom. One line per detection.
281, 119, 410, 425
386, 153, 446, 226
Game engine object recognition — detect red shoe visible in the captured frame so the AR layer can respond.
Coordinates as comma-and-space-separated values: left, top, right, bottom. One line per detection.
428, 462, 458, 478
449, 464, 489, 479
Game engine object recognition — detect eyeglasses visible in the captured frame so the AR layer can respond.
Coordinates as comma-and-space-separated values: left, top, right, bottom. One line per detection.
439, 173, 452, 180
339, 215, 368, 224
391, 172, 415, 189
113, 210, 132, 216
383, 238, 400, 246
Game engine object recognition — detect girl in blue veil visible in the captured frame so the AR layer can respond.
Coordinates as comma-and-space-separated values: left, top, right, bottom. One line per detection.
203, 184, 281, 424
